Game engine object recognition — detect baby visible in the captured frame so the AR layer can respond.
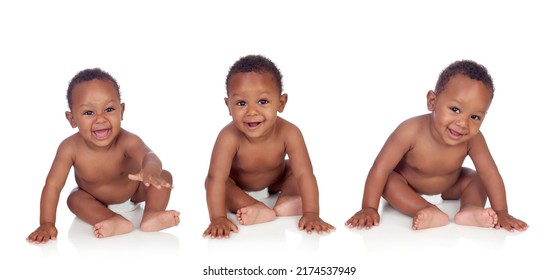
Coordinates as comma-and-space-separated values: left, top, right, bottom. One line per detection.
27, 68, 179, 243
346, 60, 528, 231
203, 55, 335, 238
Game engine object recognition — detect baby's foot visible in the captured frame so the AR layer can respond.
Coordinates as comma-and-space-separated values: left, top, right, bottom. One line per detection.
412, 205, 449, 230
237, 203, 276, 225
140, 210, 180, 232
455, 206, 498, 228
93, 215, 134, 238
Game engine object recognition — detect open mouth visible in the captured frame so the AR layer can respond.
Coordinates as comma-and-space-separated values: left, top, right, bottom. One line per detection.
246, 122, 261, 129
92, 129, 111, 139
448, 129, 464, 138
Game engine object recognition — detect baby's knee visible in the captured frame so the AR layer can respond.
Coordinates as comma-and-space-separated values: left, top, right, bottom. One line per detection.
459, 168, 482, 187
66, 188, 85, 211
382, 171, 407, 196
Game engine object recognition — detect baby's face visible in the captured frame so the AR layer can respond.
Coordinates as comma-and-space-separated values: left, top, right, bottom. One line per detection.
225, 71, 286, 139
428, 74, 493, 145
66, 79, 124, 147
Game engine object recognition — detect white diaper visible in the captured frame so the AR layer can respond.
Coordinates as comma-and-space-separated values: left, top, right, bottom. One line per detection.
108, 199, 139, 213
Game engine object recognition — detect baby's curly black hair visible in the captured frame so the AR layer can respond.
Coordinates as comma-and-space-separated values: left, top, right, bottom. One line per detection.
66, 68, 121, 109
225, 54, 283, 94
435, 60, 494, 97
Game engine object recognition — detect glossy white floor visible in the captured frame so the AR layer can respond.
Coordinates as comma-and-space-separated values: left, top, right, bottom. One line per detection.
2, 1, 557, 279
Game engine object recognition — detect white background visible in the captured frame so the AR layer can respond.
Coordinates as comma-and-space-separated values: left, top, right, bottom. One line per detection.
1, 1, 557, 279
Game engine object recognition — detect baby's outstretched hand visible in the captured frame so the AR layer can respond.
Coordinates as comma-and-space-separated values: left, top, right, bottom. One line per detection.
203, 216, 239, 239
345, 207, 380, 230
495, 211, 528, 232
298, 212, 336, 234
27, 222, 58, 244
128, 170, 172, 189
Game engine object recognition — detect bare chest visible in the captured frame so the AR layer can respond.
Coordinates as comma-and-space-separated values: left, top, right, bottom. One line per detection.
232, 142, 286, 173
73, 150, 140, 185
402, 140, 468, 176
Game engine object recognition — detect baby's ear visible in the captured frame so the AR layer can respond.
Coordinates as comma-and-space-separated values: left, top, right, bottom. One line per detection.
426, 90, 437, 111
224, 97, 232, 116
65, 111, 77, 128
120, 102, 125, 120
278, 93, 288, 113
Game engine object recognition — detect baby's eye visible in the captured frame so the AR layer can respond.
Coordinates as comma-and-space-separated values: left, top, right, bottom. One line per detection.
83, 111, 94, 116
236, 101, 246, 106
471, 115, 481, 121
258, 99, 269, 105
105, 108, 115, 113
450, 107, 460, 113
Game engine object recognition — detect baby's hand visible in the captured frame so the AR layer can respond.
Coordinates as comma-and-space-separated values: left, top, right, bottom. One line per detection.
27, 222, 58, 244
298, 212, 336, 234
128, 170, 172, 189
345, 207, 380, 230
495, 211, 528, 232
203, 216, 239, 239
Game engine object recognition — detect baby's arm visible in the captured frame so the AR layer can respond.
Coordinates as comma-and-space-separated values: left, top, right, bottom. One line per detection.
123, 132, 171, 189
345, 120, 415, 229
127, 151, 172, 189
469, 133, 528, 231
203, 128, 239, 238
285, 125, 335, 234
203, 172, 239, 238
27, 140, 73, 243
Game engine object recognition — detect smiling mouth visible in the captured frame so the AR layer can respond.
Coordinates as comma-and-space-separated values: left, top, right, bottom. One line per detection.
246, 122, 261, 128
92, 129, 111, 139
448, 129, 464, 138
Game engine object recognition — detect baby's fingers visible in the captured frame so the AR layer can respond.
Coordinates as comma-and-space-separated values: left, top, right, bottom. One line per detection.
317, 221, 336, 234
203, 226, 227, 239
346, 215, 373, 229
214, 227, 230, 239
128, 173, 143, 182
345, 216, 365, 228
506, 218, 529, 232
299, 220, 334, 234
27, 231, 56, 244
203, 223, 238, 239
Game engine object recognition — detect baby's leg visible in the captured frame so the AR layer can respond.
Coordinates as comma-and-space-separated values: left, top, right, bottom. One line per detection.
139, 170, 180, 232
382, 171, 449, 230
67, 188, 133, 238
448, 168, 498, 228
227, 179, 276, 225
270, 161, 302, 216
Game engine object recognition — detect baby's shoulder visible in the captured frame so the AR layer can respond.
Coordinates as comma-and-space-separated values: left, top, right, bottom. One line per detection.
59, 132, 81, 148
56, 133, 82, 157
116, 129, 141, 142
216, 122, 243, 142
395, 114, 428, 134
276, 117, 301, 134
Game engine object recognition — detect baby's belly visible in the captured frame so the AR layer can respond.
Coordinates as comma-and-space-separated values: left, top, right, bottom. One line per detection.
399, 170, 459, 195
233, 172, 283, 192
79, 181, 140, 204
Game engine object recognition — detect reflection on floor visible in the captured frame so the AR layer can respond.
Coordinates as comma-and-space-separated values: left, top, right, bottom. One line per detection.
18, 190, 541, 280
